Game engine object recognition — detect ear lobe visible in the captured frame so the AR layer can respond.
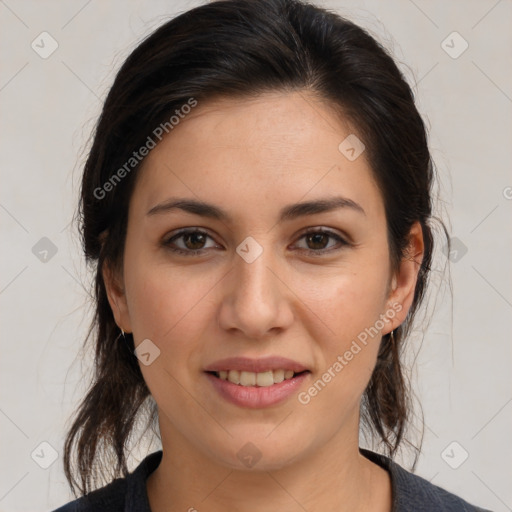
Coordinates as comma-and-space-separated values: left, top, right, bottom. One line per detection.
383, 221, 425, 334
102, 261, 132, 334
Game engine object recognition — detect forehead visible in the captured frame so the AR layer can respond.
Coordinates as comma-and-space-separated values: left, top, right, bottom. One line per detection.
130, 91, 383, 223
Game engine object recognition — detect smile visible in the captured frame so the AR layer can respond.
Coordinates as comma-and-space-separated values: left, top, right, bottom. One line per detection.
210, 369, 306, 387
205, 370, 310, 409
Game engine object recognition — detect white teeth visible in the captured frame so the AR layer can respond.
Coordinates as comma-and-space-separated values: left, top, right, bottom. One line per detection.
256, 371, 274, 387
216, 369, 300, 386
273, 369, 285, 383
228, 369, 240, 384
239, 371, 256, 386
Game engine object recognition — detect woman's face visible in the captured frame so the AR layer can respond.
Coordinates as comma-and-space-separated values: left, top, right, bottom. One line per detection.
105, 91, 421, 470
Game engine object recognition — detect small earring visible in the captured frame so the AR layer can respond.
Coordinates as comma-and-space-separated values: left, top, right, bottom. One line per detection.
119, 327, 126, 341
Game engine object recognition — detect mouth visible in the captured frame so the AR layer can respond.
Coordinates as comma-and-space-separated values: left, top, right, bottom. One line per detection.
204, 367, 311, 408
206, 369, 310, 387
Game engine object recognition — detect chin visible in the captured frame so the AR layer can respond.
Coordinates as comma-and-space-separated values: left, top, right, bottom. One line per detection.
206, 435, 307, 472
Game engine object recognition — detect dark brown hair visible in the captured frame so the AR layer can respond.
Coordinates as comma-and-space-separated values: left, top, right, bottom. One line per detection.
65, 0, 441, 497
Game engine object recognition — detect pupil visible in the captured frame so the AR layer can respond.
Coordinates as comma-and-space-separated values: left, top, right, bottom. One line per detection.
185, 233, 205, 250
183, 233, 328, 251
308, 233, 327, 250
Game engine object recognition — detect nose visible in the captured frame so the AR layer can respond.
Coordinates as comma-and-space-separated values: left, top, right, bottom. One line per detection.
217, 242, 294, 340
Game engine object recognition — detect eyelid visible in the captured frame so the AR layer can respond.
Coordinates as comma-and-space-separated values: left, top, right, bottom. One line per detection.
292, 227, 350, 255
162, 226, 351, 256
162, 228, 221, 253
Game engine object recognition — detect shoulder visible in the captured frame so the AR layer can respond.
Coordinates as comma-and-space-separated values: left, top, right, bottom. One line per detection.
360, 449, 494, 512
51, 450, 163, 512
50, 478, 126, 512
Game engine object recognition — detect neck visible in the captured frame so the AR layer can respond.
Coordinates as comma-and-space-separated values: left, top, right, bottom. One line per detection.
146, 413, 392, 512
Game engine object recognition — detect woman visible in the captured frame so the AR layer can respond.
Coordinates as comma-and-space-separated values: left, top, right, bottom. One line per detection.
53, 0, 492, 510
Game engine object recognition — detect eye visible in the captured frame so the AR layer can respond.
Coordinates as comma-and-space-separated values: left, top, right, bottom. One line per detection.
162, 229, 220, 255
162, 227, 349, 257
293, 228, 349, 255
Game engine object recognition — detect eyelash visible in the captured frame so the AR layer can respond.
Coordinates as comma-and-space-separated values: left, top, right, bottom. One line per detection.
162, 228, 349, 257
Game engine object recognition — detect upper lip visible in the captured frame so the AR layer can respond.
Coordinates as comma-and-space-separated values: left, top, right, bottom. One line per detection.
204, 356, 310, 373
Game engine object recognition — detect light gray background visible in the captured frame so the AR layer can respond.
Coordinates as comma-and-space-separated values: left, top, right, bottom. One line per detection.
1, 0, 511, 511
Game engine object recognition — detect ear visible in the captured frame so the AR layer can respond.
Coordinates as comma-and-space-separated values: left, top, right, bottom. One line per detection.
102, 261, 133, 334
382, 221, 425, 334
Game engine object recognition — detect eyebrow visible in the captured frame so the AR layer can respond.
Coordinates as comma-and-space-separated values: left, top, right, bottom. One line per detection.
146, 196, 365, 222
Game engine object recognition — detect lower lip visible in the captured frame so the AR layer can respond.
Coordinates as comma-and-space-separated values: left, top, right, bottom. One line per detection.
205, 371, 310, 409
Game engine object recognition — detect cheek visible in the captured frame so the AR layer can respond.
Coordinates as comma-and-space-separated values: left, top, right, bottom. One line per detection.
301, 260, 391, 343
295, 274, 386, 420
123, 260, 218, 408
296, 257, 390, 393
123, 254, 219, 350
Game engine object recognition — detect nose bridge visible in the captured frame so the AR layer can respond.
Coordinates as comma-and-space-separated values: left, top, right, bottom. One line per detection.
218, 236, 293, 338
237, 246, 274, 302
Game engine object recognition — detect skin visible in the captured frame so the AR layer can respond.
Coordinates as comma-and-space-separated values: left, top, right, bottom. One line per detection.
104, 90, 424, 512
